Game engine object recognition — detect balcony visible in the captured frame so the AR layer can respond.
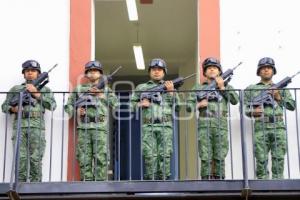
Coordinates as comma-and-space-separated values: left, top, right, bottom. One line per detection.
1, 89, 300, 200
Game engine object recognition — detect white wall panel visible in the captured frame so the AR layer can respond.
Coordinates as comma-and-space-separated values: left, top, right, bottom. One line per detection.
221, 0, 300, 179
0, 0, 70, 182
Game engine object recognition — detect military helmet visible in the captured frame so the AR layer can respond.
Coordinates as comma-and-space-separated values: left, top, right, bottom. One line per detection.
148, 58, 167, 74
84, 60, 103, 74
22, 60, 41, 74
202, 57, 222, 76
257, 57, 277, 75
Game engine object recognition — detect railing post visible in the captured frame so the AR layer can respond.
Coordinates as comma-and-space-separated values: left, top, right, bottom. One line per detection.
239, 90, 251, 199
7, 92, 23, 200
172, 93, 179, 180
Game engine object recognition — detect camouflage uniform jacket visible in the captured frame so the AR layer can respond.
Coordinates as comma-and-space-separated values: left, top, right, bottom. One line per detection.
244, 81, 295, 129
1, 83, 56, 129
64, 83, 118, 129
186, 81, 239, 129
130, 80, 180, 125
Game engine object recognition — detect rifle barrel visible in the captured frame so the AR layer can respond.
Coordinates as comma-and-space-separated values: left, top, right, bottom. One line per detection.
47, 64, 58, 73
182, 73, 196, 80
231, 61, 243, 71
290, 71, 300, 79
110, 66, 122, 76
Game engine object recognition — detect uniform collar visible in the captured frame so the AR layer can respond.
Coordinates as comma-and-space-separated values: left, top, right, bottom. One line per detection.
86, 81, 100, 87
147, 79, 164, 84
257, 81, 273, 86
22, 80, 34, 85
202, 80, 210, 85
86, 82, 95, 87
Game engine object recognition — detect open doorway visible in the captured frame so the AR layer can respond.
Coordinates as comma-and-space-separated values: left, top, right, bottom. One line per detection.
94, 0, 197, 180
95, 0, 197, 87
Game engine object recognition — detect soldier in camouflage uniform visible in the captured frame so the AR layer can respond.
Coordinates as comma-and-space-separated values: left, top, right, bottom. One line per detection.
131, 58, 180, 180
65, 60, 118, 181
187, 57, 239, 179
2, 60, 56, 182
244, 57, 295, 179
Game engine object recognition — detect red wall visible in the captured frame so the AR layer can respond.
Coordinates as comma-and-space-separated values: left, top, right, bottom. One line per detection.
68, 0, 92, 181
198, 0, 220, 82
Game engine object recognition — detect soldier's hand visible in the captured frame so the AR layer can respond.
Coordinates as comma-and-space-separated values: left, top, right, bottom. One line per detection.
89, 87, 105, 98
252, 106, 263, 117
138, 99, 150, 108
197, 99, 208, 109
26, 84, 41, 99
77, 107, 86, 116
10, 106, 19, 113
272, 89, 282, 102
215, 76, 225, 90
164, 81, 174, 95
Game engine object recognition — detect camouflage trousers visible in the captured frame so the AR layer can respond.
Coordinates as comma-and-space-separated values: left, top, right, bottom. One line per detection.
77, 128, 109, 181
198, 127, 228, 178
13, 127, 45, 182
142, 124, 173, 180
254, 127, 286, 179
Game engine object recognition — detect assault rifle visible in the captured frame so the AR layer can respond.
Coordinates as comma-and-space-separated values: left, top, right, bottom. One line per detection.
140, 73, 196, 104
249, 71, 300, 107
9, 64, 58, 107
75, 66, 122, 107
196, 62, 242, 102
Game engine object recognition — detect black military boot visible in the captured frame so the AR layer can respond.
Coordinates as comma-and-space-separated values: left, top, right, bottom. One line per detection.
201, 175, 213, 180
213, 175, 225, 180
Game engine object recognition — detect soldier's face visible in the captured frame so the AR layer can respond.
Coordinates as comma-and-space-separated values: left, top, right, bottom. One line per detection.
24, 69, 39, 80
86, 69, 101, 81
259, 66, 273, 80
205, 66, 221, 78
150, 67, 165, 81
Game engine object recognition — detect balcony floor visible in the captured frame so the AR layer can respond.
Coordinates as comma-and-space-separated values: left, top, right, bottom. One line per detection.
1, 180, 300, 200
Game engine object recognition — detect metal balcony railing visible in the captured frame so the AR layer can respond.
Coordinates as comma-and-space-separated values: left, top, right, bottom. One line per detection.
0, 89, 300, 199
